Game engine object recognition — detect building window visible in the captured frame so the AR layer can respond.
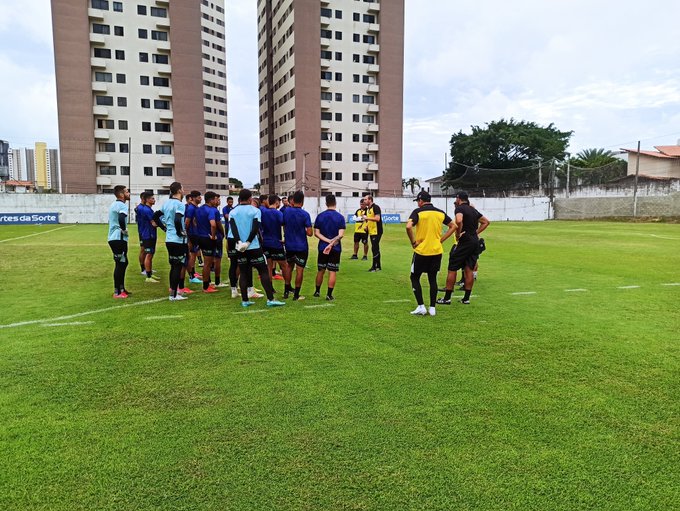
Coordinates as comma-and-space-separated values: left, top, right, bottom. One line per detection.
99, 165, 116, 175
97, 119, 114, 129
353, 154, 360, 162
362, 154, 374, 162
352, 192, 360, 197
353, 94, 360, 103
335, 10, 342, 19
139, 52, 149, 62
321, 29, 332, 39
362, 95, 375, 104
353, 33, 360, 42
362, 115, 375, 123
335, 93, 342, 101
153, 77, 169, 87
363, 55, 376, 64
321, 50, 332, 59
362, 173, 374, 181
98, 142, 115, 152
353, 54, 360, 63
95, 72, 112, 82
155, 123, 171, 132
363, 35, 376, 44
150, 7, 167, 17
119, 143, 129, 153
115, 50, 125, 60
154, 99, 170, 110
152, 54, 169, 64
142, 122, 151, 131
92, 23, 110, 35
118, 120, 128, 130
151, 30, 168, 41
112, 1, 122, 12
115, 73, 126, 83
362, 134, 375, 142
321, 172, 333, 180
321, 7, 332, 17
120, 166, 130, 176
335, 153, 342, 161
353, 134, 360, 142
335, 173, 343, 180
334, 133, 342, 142
321, 112, 332, 121
334, 113, 342, 121
352, 114, 360, 122
155, 145, 172, 155
138, 29, 148, 39
142, 144, 152, 154
335, 52, 342, 61
363, 14, 376, 23
114, 26, 124, 36
143, 166, 153, 176
335, 31, 342, 40
141, 99, 150, 108
137, 5, 147, 15
321, 91, 332, 101
353, 74, 360, 83
93, 48, 111, 59
321, 71, 332, 80
353, 13, 360, 21
95, 95, 113, 106
117, 97, 127, 107
353, 173, 360, 181
156, 167, 172, 176
140, 75, 149, 85
334, 72, 342, 81
92, 0, 109, 9
321, 153, 332, 161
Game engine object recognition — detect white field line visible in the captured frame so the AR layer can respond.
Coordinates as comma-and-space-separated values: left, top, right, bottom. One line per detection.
511, 292, 537, 296
661, 283, 680, 286
145, 315, 183, 320
43, 321, 94, 327
232, 309, 269, 315
565, 289, 588, 292
618, 286, 641, 289
303, 304, 336, 309
0, 225, 75, 244
649, 234, 680, 240
383, 299, 411, 303
0, 297, 168, 330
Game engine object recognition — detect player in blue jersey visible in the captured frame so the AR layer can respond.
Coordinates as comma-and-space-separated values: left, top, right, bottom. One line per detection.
195, 191, 223, 293
185, 190, 202, 283
156, 181, 190, 301
282, 190, 313, 300
261, 194, 287, 284
221, 196, 234, 224
107, 185, 131, 298
313, 194, 346, 300
135, 191, 159, 283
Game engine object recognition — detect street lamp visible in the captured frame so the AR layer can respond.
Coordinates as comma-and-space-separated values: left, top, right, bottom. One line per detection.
302, 151, 310, 191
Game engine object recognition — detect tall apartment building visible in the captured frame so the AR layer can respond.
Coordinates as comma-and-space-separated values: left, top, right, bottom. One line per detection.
257, 0, 404, 198
7, 144, 61, 191
51, 0, 229, 195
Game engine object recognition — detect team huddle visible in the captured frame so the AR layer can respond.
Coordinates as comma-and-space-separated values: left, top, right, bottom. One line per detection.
107, 184, 488, 314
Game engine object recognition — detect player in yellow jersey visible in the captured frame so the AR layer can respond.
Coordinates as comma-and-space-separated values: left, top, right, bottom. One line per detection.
350, 198, 369, 260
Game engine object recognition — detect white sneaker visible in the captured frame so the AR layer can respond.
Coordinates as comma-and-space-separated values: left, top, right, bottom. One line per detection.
428, 306, 436, 316
231, 287, 239, 298
248, 287, 264, 299
215, 282, 229, 288
169, 294, 188, 301
410, 305, 427, 315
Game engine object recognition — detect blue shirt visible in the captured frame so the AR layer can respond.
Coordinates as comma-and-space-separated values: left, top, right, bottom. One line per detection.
228, 204, 262, 250
261, 207, 284, 249
222, 205, 234, 222
283, 206, 312, 252
108, 200, 128, 242
185, 203, 197, 235
161, 198, 186, 244
135, 204, 156, 240
195, 204, 219, 238
314, 209, 346, 253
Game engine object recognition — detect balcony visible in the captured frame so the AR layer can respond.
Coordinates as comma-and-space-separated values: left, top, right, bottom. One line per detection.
367, 144, 379, 152
88, 8, 105, 20
368, 3, 380, 13
320, 100, 331, 110
157, 64, 172, 75
367, 124, 379, 132
157, 87, 173, 98
161, 155, 175, 165
159, 110, 173, 120
368, 23, 380, 33
156, 0, 169, 5
320, 17, 330, 27
320, 59, 331, 69
90, 57, 107, 69
161, 178, 174, 187
156, 19, 170, 29
91, 81, 108, 93
157, 40, 171, 53
320, 0, 329, 4
366, 181, 379, 191
95, 153, 111, 164
367, 44, 380, 54
93, 106, 109, 116
160, 133, 174, 143
320, 140, 331, 150
94, 129, 110, 140
366, 163, 379, 172
367, 64, 380, 74
321, 120, 331, 131
320, 37, 330, 48
320, 79, 331, 89
90, 33, 106, 46
368, 84, 380, 93
96, 176, 112, 186
321, 160, 332, 170
367, 104, 379, 113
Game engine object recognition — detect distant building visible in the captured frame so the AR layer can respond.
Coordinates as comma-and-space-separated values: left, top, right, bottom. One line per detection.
622, 145, 680, 179
6, 144, 61, 191
0, 140, 9, 181
423, 175, 448, 197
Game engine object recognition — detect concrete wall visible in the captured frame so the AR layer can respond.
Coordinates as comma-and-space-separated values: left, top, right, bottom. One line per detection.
0, 194, 551, 223
554, 192, 680, 219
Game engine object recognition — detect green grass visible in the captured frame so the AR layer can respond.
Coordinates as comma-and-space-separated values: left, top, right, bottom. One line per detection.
0, 222, 678, 510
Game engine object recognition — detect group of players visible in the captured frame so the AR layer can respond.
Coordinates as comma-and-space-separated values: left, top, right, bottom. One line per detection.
107, 182, 488, 314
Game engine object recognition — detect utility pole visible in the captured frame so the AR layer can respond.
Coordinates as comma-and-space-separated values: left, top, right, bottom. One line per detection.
302, 151, 309, 191
565, 153, 570, 199
633, 140, 641, 217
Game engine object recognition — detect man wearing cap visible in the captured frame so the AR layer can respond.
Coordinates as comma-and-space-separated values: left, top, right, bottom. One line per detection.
438, 191, 490, 305
363, 195, 383, 272
406, 191, 456, 316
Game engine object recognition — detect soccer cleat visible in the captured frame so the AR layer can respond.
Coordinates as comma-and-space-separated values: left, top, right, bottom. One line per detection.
169, 294, 188, 301
272, 274, 284, 280
293, 295, 305, 301
241, 301, 255, 307
326, 295, 335, 301
179, 287, 193, 294
410, 305, 427, 315
203, 287, 219, 293
428, 307, 436, 316
148, 273, 160, 280
266, 299, 286, 307
368, 267, 381, 272
144, 277, 159, 284
113, 292, 128, 299
283, 291, 290, 299
436, 298, 451, 305
457, 281, 465, 290
140, 271, 146, 276
189, 277, 203, 284
350, 254, 358, 260
231, 287, 239, 298
248, 288, 264, 299
460, 298, 470, 305
215, 282, 229, 288
313, 291, 320, 297
361, 256, 368, 261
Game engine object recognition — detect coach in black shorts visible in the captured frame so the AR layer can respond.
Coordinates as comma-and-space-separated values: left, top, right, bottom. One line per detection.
439, 191, 490, 305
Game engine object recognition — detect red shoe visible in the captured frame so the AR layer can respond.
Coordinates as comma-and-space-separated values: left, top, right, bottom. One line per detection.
179, 287, 194, 294
203, 287, 219, 293
273, 274, 284, 280
113, 292, 128, 299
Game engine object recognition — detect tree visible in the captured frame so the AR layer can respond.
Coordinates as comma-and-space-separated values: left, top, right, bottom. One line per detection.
402, 177, 420, 194
444, 118, 573, 192
566, 148, 626, 185
228, 177, 243, 189
253, 182, 261, 191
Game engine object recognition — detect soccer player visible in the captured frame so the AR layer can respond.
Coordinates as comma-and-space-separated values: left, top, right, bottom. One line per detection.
364, 195, 383, 272
313, 195, 346, 300
351, 198, 369, 260
261, 194, 287, 283
406, 191, 456, 316
156, 181, 190, 301
280, 196, 290, 211
195, 191, 222, 293
228, 189, 284, 308
107, 185, 131, 298
136, 191, 159, 283
438, 191, 490, 305
282, 190, 313, 300
185, 190, 202, 284
134, 193, 147, 275
222, 196, 234, 224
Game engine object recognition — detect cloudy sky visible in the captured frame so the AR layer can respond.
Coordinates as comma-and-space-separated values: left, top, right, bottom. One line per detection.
2, 0, 680, 187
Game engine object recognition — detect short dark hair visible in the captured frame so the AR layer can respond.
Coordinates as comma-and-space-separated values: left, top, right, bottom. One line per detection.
238, 188, 252, 202
226, 196, 233, 202
259, 194, 268, 204
287, 195, 294, 201
169, 182, 183, 195
268, 194, 279, 205
364, 194, 373, 201
292, 190, 305, 205
140, 191, 153, 201
113, 185, 127, 198
190, 190, 202, 198
456, 191, 469, 202
325, 194, 336, 207
204, 191, 217, 202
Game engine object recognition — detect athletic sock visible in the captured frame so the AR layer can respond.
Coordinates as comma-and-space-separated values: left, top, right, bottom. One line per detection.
444, 290, 453, 300
327, 287, 334, 297
215, 276, 220, 285
140, 264, 145, 272
180, 278, 185, 289
315, 285, 321, 294
146, 271, 152, 278
294, 287, 301, 299
463, 289, 471, 301
203, 281, 210, 290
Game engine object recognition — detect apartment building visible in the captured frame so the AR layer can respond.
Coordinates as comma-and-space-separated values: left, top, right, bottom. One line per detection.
257, 0, 404, 198
6, 144, 61, 191
51, 0, 229, 195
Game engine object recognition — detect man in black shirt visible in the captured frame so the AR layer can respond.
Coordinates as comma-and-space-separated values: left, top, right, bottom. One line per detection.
438, 191, 489, 304
363, 195, 383, 272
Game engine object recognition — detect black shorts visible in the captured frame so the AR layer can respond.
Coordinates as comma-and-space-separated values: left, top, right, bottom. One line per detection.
166, 242, 188, 267
108, 240, 128, 263
198, 237, 217, 257
263, 245, 286, 261
214, 239, 223, 259
188, 235, 201, 254
141, 238, 157, 254
317, 250, 341, 272
411, 253, 442, 275
227, 238, 237, 258
354, 232, 368, 244
286, 249, 308, 268
237, 248, 267, 267
448, 240, 479, 271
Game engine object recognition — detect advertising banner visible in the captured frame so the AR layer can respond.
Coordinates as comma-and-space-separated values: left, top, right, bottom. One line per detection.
0, 213, 60, 225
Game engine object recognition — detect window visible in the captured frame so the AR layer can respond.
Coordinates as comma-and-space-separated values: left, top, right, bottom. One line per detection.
118, 120, 128, 130
140, 75, 150, 86
141, 99, 150, 109
321, 91, 332, 101
321, 71, 332, 80
120, 166, 130, 176
114, 26, 124, 36
139, 52, 149, 62
335, 172, 342, 180
117, 97, 127, 107
335, 10, 342, 19
363, 75, 376, 84
152, 54, 169, 64
335, 31, 342, 40
142, 122, 151, 131
321, 29, 332, 39
153, 77, 169, 87
119, 143, 129, 153
335, 133, 342, 142
362, 154, 374, 163
99, 166, 116, 175
150, 7, 167, 18
362, 115, 375, 123
363, 55, 376, 64
362, 173, 374, 181
335, 52, 342, 61
353, 173, 360, 181
353, 33, 360, 42
138, 28, 148, 39
362, 134, 375, 142
115, 50, 125, 60
353, 94, 360, 103
352, 114, 360, 122
116, 73, 126, 83
362, 95, 375, 104
321, 112, 332, 121
353, 134, 360, 142
335, 153, 343, 161
334, 113, 342, 121
92, 23, 110, 35
137, 5, 147, 15
155, 145, 172, 154
155, 123, 171, 132
353, 154, 360, 162
321, 50, 332, 59
91, 0, 109, 10
363, 14, 376, 23
112, 2, 122, 12
154, 99, 170, 109
335, 93, 343, 101
321, 172, 333, 180
156, 167, 173, 176
335, 72, 342, 81
93, 48, 111, 59
353, 74, 360, 83
151, 30, 168, 41
97, 119, 114, 129
143, 166, 153, 176
321, 7, 332, 17
143, 144, 152, 154
95, 72, 112, 82
363, 35, 376, 44
321, 153, 332, 161
353, 13, 360, 21
95, 95, 113, 106
321, 132, 332, 141
98, 142, 115, 152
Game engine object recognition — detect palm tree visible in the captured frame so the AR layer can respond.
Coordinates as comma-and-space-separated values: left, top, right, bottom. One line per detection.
572, 148, 619, 168
402, 177, 420, 194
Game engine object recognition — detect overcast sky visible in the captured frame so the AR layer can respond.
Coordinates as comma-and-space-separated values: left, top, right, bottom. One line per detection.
1, 0, 680, 187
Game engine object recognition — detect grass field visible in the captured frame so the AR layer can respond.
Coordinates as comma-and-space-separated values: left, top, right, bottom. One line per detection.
1, 221, 678, 510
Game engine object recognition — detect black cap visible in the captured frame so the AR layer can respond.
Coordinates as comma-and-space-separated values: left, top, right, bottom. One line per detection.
456, 191, 469, 201
414, 190, 431, 202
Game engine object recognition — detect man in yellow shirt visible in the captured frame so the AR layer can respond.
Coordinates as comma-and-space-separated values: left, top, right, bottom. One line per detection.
406, 191, 456, 316
351, 198, 369, 260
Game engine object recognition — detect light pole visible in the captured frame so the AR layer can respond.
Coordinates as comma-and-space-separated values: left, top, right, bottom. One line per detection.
302, 151, 309, 191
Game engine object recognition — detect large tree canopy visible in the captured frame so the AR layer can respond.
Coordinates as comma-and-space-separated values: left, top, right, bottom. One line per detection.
444, 119, 573, 191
